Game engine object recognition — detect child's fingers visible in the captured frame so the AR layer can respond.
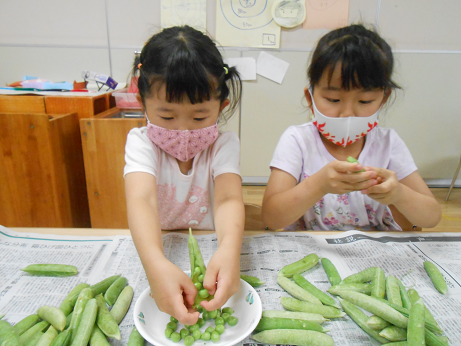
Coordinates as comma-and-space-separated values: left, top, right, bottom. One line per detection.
201, 278, 232, 311
335, 161, 363, 173
202, 265, 218, 296
181, 276, 199, 307
172, 300, 200, 325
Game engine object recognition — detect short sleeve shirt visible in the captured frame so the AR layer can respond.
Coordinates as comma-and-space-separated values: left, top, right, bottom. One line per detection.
124, 128, 241, 230
270, 123, 418, 231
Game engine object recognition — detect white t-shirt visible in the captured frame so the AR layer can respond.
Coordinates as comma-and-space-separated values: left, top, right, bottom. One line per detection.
124, 128, 241, 230
270, 122, 418, 231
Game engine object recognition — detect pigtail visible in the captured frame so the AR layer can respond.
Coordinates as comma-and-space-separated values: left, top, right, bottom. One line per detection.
218, 63, 242, 123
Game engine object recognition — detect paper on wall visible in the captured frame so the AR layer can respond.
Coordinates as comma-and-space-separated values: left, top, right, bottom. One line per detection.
216, 0, 281, 48
303, 0, 349, 29
225, 57, 256, 81
161, 0, 207, 31
256, 51, 289, 84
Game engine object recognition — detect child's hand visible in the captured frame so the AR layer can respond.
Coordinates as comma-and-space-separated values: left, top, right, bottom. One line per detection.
148, 258, 200, 325
315, 161, 378, 195
200, 245, 240, 311
361, 167, 403, 205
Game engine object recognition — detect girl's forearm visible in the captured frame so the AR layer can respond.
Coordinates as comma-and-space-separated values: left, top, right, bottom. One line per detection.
263, 175, 325, 230
393, 184, 442, 228
214, 196, 244, 252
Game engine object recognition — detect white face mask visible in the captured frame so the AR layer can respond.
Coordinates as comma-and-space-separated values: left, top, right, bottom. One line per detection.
309, 88, 380, 147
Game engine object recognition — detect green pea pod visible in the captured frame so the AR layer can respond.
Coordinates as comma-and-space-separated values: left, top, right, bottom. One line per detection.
277, 276, 322, 305
59, 283, 90, 316
279, 254, 319, 278
0, 320, 20, 346
95, 295, 121, 340
371, 267, 386, 299
346, 156, 366, 172
68, 288, 95, 343
70, 299, 98, 346
21, 264, 77, 277
19, 321, 50, 345
424, 262, 448, 294
90, 275, 121, 297
49, 329, 69, 346
35, 326, 58, 346
261, 310, 327, 325
343, 267, 377, 284
188, 228, 214, 308
254, 317, 328, 333
320, 258, 341, 286
292, 274, 340, 308
37, 306, 66, 332
396, 278, 412, 310
386, 275, 403, 307
110, 286, 134, 324
366, 315, 390, 330
251, 330, 334, 346
104, 277, 127, 306
127, 327, 145, 346
240, 274, 265, 287
280, 297, 345, 319
14, 315, 40, 336
328, 283, 372, 296
338, 298, 389, 344
378, 326, 407, 342
407, 289, 441, 333
24, 332, 44, 346
407, 299, 425, 346
89, 326, 110, 346
65, 313, 73, 330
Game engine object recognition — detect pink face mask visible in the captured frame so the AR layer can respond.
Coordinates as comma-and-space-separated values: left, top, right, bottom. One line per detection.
146, 118, 219, 162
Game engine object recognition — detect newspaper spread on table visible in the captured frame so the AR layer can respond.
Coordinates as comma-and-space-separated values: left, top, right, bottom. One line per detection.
1, 225, 460, 346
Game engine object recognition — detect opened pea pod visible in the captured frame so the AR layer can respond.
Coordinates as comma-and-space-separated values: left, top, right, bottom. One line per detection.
188, 228, 214, 308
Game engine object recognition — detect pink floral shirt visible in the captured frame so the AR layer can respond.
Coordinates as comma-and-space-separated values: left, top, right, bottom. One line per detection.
270, 123, 418, 231
124, 128, 241, 230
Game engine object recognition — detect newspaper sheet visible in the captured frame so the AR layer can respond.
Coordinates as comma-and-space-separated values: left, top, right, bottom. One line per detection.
1, 226, 460, 346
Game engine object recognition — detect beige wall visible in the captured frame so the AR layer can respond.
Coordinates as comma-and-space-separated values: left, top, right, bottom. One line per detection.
1, 0, 460, 183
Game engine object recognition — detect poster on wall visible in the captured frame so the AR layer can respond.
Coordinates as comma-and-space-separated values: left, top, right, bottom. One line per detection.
303, 0, 349, 29
216, 0, 281, 48
161, 0, 207, 31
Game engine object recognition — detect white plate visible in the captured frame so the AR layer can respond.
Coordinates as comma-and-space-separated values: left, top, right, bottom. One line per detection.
133, 278, 262, 346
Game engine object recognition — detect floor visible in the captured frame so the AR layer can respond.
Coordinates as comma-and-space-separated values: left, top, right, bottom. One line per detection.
242, 186, 461, 231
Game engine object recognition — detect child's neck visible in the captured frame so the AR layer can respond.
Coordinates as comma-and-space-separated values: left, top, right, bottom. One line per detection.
320, 135, 366, 161
177, 159, 194, 175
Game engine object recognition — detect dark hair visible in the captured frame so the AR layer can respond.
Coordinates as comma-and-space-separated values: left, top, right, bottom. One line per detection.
308, 24, 400, 91
132, 26, 242, 123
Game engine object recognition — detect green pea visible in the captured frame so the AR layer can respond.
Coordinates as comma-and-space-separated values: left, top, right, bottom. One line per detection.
211, 331, 220, 342
180, 328, 190, 339
184, 335, 195, 346
227, 316, 238, 326
215, 325, 225, 335
194, 267, 202, 275
165, 328, 174, 338
197, 305, 204, 313
170, 316, 178, 323
215, 317, 224, 325
202, 311, 210, 320
209, 310, 218, 319
199, 289, 209, 298
205, 326, 215, 334
184, 325, 192, 330
194, 282, 202, 290
170, 332, 181, 343
198, 274, 204, 283
189, 324, 200, 331
201, 332, 211, 341
197, 318, 205, 328
166, 322, 177, 330
222, 307, 234, 315
221, 313, 230, 321
192, 329, 201, 341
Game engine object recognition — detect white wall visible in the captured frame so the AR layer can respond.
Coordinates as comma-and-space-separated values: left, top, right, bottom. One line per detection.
1, 0, 460, 183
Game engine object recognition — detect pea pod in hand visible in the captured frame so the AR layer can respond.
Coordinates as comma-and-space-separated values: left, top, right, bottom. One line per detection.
346, 156, 365, 172
188, 228, 214, 308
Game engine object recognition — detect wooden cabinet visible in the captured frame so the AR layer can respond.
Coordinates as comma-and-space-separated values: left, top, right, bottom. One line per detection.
0, 112, 90, 227
45, 94, 108, 120
0, 95, 46, 114
80, 108, 145, 228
